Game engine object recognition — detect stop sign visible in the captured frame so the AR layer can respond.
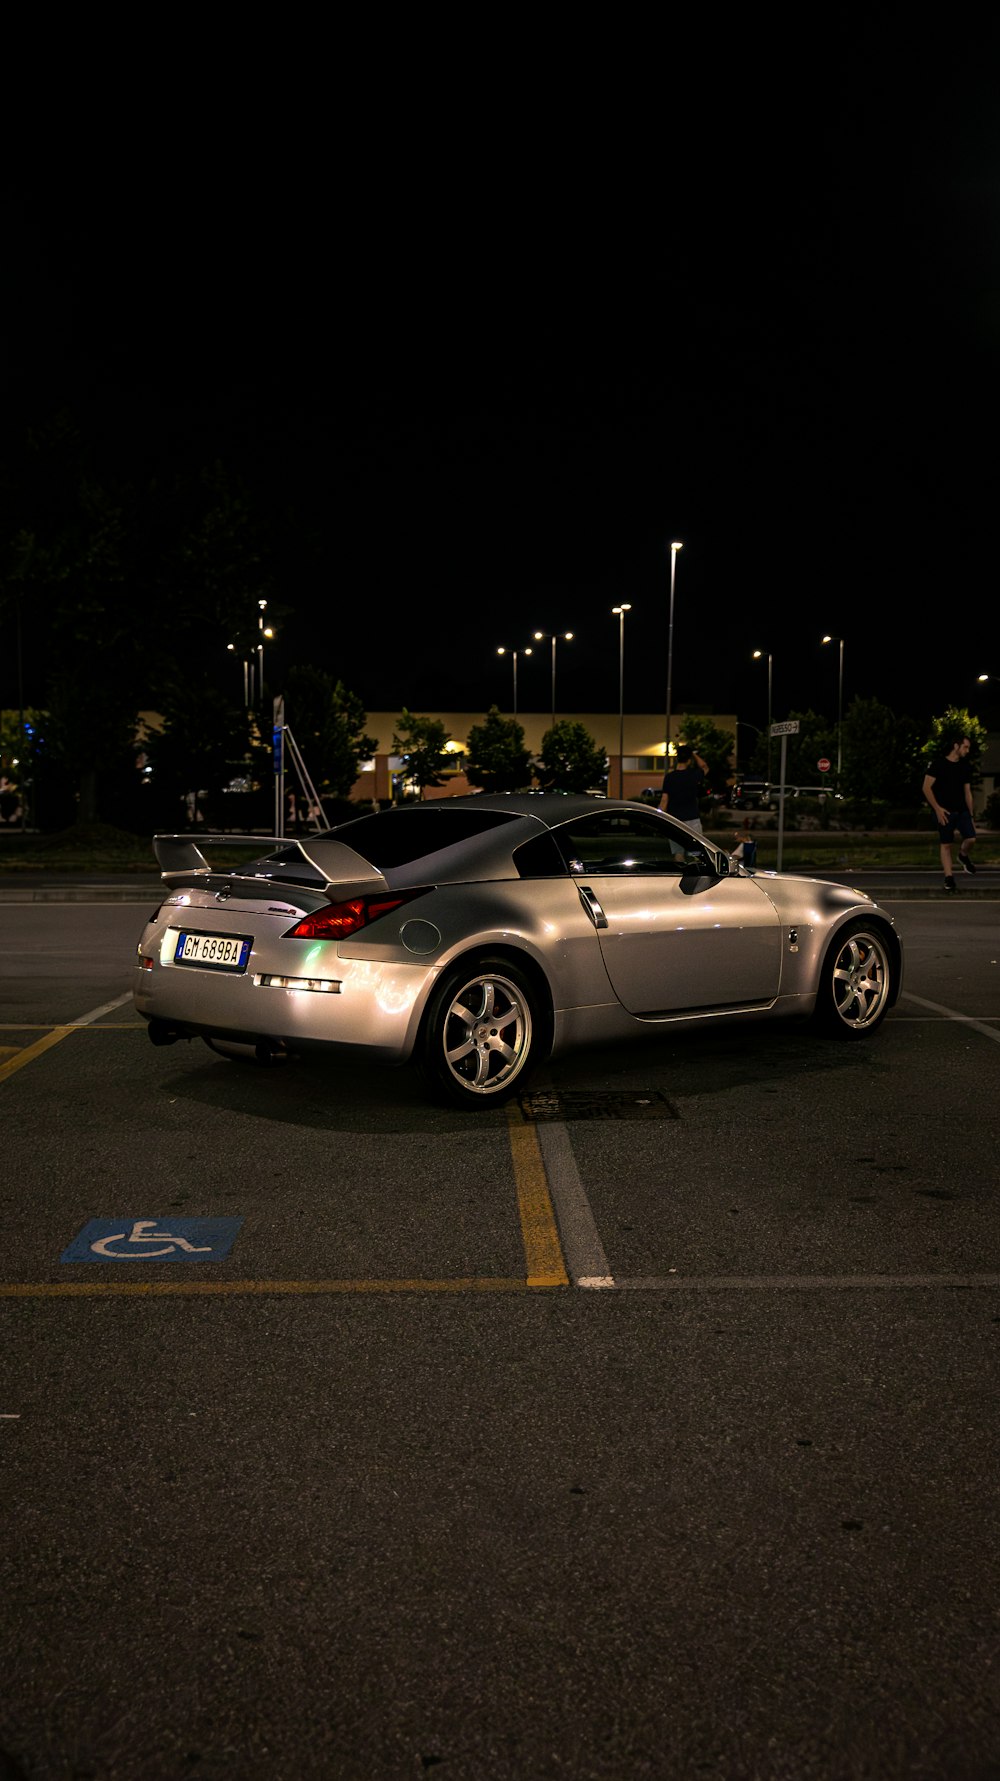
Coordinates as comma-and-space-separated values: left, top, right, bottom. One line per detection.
817, 757, 831, 772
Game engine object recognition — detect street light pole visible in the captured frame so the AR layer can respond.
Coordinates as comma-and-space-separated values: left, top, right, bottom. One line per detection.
256, 599, 275, 709
496, 645, 532, 716
230, 599, 276, 710
228, 642, 249, 706
664, 540, 683, 762
822, 634, 844, 781
753, 650, 773, 783
612, 604, 632, 797
534, 631, 574, 729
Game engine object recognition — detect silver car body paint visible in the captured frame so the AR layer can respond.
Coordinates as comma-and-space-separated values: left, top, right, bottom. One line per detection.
134, 795, 901, 1072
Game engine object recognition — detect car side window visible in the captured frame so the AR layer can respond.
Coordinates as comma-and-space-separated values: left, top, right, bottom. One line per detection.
552, 810, 711, 875
512, 832, 568, 878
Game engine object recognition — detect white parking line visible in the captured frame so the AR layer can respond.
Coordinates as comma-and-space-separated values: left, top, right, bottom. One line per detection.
535, 1120, 615, 1288
71, 991, 134, 1025
900, 991, 1000, 1045
615, 1275, 1000, 1290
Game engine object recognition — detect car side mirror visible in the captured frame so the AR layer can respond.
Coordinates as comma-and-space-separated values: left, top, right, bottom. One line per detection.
681, 850, 724, 879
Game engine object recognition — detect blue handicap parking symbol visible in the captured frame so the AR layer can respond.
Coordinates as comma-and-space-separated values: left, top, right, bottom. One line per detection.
61, 1217, 244, 1264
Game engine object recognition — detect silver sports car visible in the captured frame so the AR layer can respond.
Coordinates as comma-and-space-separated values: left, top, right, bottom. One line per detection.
134, 795, 902, 1108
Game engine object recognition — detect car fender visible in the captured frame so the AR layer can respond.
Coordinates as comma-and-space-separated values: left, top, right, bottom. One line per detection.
750, 874, 902, 1006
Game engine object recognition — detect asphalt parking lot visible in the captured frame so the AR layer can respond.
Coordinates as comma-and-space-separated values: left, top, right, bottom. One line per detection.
1, 888, 998, 1780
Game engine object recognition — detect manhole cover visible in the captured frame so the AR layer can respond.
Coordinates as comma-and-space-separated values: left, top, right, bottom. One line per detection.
518, 1089, 679, 1122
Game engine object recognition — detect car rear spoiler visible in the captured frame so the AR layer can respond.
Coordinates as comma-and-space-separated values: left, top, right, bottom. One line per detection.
151, 833, 388, 893
152, 834, 281, 881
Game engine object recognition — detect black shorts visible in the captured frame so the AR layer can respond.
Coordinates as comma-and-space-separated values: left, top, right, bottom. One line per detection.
937, 809, 975, 844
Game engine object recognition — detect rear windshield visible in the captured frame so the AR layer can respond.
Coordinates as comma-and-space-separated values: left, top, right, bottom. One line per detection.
331, 807, 521, 868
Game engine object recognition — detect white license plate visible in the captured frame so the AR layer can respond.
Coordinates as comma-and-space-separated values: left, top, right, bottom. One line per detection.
173, 931, 252, 972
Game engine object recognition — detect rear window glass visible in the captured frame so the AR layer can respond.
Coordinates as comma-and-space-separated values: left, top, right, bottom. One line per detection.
331, 807, 521, 868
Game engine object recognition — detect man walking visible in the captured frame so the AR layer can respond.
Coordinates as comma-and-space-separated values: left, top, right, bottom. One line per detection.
922, 733, 977, 893
659, 744, 709, 833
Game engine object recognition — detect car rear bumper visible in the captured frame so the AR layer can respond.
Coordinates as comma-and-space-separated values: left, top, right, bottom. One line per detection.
133, 951, 440, 1064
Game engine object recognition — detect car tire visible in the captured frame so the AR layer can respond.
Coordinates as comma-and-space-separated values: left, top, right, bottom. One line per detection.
811, 920, 893, 1038
416, 955, 543, 1108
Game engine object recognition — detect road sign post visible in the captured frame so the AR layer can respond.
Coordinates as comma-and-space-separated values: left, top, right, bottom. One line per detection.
273, 695, 285, 838
770, 720, 800, 870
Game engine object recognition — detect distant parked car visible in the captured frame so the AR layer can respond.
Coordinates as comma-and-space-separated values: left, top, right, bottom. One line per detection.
792, 785, 841, 802
730, 781, 840, 809
729, 780, 773, 809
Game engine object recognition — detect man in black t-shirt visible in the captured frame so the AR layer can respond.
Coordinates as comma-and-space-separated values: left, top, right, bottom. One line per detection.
659, 744, 708, 832
922, 733, 976, 893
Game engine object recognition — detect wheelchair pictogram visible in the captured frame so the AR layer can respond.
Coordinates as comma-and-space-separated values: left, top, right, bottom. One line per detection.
90, 1220, 214, 1258
61, 1216, 244, 1265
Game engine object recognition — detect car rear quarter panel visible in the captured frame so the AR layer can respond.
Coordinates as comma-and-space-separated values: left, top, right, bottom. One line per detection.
338, 879, 616, 1012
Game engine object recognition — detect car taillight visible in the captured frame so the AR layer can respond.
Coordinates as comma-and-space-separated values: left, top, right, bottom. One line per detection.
282, 891, 418, 940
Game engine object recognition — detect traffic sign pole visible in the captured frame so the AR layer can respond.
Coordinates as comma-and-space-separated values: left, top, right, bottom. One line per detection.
770, 720, 800, 872
273, 695, 285, 838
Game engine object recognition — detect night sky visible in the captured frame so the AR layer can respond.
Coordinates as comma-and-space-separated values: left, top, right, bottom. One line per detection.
4, 37, 998, 738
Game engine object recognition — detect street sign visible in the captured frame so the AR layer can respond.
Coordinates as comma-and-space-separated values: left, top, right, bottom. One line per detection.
770, 720, 800, 737
818, 757, 831, 772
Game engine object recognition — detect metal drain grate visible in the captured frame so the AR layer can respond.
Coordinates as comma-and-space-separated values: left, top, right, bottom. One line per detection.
518, 1089, 679, 1122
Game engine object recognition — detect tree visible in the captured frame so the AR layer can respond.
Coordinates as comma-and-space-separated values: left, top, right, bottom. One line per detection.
23, 481, 143, 825
922, 707, 989, 774
465, 707, 532, 791
392, 709, 452, 798
535, 720, 607, 793
142, 674, 255, 827
841, 697, 923, 805
173, 461, 277, 655
677, 714, 736, 798
284, 666, 378, 799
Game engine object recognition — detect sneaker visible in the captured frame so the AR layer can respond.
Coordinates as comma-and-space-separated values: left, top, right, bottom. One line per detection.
958, 851, 977, 874
943, 876, 956, 894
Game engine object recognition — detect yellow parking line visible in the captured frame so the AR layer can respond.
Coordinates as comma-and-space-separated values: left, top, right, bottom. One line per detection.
0, 1027, 76, 1087
0, 1277, 557, 1298
0, 1030, 571, 1290
505, 1102, 569, 1286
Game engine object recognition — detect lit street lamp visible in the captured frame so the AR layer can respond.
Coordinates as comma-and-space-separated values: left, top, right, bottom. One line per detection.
822, 634, 845, 781
664, 540, 683, 759
752, 649, 773, 783
256, 599, 275, 707
612, 604, 632, 797
229, 598, 275, 707
226, 642, 249, 706
533, 631, 574, 729
496, 644, 532, 716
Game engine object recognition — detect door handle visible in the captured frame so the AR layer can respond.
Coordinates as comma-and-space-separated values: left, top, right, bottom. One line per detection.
577, 885, 608, 929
